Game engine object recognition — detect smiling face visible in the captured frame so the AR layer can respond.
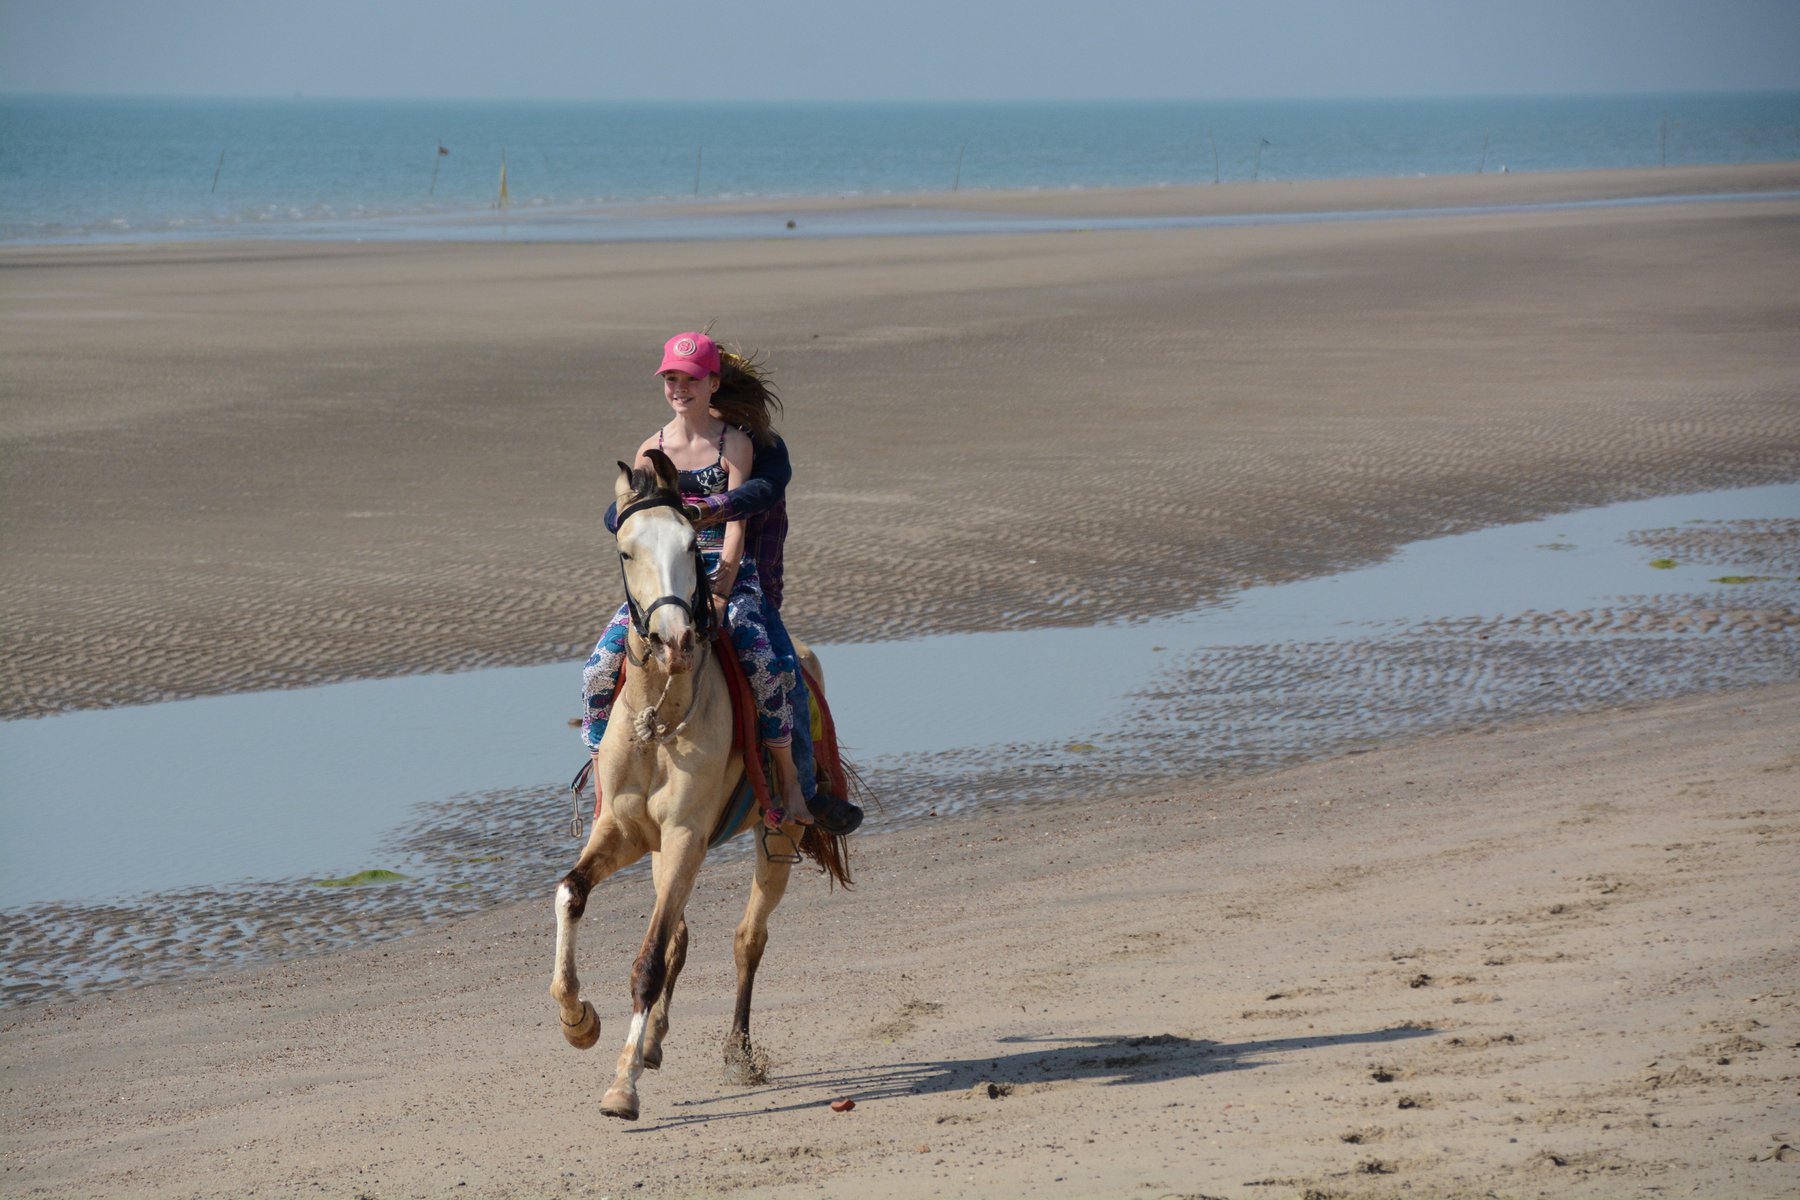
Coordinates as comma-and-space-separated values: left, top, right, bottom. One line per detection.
660, 370, 720, 420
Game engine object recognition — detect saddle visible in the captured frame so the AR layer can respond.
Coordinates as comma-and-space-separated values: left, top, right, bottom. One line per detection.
579, 634, 850, 850
710, 633, 850, 845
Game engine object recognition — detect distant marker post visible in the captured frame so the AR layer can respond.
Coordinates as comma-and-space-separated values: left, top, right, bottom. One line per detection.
953, 142, 965, 191
211, 150, 225, 194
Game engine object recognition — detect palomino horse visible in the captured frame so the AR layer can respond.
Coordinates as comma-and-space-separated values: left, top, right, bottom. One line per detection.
550, 450, 851, 1121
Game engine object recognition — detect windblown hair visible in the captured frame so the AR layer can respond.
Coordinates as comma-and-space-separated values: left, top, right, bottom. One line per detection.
711, 346, 783, 448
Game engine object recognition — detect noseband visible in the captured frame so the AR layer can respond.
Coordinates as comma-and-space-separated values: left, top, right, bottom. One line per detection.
615, 492, 714, 647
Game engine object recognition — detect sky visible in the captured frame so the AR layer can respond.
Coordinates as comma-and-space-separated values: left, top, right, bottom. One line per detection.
2, 0, 1797, 103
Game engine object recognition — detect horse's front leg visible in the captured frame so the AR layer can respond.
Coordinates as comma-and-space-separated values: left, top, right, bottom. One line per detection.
602, 827, 707, 1121
640, 841, 689, 1073
725, 830, 796, 1082
550, 806, 643, 1050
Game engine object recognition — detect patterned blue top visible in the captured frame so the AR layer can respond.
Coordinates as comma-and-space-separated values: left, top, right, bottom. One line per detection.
662, 426, 729, 558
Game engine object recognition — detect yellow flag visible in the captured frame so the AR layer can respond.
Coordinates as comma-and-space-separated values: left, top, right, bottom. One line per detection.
497, 154, 510, 210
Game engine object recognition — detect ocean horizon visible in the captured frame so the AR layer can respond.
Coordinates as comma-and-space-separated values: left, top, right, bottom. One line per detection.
3, 92, 1798, 245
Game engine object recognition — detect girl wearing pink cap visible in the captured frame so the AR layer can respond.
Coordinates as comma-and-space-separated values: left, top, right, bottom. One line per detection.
581, 332, 815, 826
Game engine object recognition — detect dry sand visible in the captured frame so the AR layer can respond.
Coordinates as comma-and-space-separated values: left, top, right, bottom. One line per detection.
3, 166, 1799, 1197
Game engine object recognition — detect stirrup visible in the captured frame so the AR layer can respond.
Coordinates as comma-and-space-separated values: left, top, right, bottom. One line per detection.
758, 824, 803, 864
569, 758, 595, 839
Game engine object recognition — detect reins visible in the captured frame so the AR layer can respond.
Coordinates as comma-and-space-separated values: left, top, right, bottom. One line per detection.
614, 489, 714, 746
614, 492, 714, 650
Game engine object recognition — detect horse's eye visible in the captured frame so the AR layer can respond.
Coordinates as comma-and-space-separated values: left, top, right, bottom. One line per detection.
686, 536, 697, 553
619, 552, 633, 562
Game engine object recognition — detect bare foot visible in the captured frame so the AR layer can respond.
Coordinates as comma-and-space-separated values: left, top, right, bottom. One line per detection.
769, 745, 814, 825
783, 777, 815, 826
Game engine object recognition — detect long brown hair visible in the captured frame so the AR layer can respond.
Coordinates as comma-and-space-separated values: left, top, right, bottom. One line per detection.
711, 345, 783, 448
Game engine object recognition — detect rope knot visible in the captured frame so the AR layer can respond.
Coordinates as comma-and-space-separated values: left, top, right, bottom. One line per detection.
628, 664, 698, 746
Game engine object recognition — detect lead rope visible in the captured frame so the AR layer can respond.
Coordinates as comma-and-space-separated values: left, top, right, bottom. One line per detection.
629, 640, 708, 746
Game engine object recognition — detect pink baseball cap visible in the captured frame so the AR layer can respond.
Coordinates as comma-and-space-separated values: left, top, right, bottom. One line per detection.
656, 332, 721, 378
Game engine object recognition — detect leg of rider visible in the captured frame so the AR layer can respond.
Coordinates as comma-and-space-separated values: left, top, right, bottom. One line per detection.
762, 606, 816, 806
581, 602, 633, 754
724, 573, 810, 824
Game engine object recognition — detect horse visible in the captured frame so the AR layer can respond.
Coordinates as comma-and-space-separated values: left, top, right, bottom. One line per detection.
549, 449, 852, 1122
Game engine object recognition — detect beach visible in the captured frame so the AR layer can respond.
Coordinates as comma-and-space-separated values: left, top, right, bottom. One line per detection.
2, 164, 1798, 1197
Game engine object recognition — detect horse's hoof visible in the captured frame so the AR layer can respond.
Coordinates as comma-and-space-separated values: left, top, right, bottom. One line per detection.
560, 1001, 601, 1050
600, 1087, 640, 1121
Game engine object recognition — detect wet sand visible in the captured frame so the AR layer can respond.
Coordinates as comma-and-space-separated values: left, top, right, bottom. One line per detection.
2, 165, 1799, 1196
4, 164, 1798, 718
4, 685, 1797, 1198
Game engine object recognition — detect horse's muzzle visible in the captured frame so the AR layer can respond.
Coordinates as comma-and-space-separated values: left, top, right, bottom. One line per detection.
649, 629, 698, 674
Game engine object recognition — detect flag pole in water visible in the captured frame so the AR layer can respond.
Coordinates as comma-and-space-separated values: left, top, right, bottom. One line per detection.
693, 146, 703, 196
211, 150, 225, 194
496, 150, 510, 210
1479, 130, 1490, 174
431, 141, 448, 194
1207, 129, 1220, 184
1253, 136, 1270, 182
952, 142, 965, 191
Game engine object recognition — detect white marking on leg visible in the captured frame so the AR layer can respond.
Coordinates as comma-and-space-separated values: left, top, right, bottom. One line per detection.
552, 884, 581, 1001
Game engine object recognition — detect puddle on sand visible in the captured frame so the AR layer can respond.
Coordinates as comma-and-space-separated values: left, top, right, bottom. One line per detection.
1, 483, 1794, 1006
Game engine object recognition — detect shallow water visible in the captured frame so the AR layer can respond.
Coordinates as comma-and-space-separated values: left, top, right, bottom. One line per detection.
19, 188, 1800, 246
1, 484, 1794, 1005
3, 482, 1793, 910
10, 93, 1798, 244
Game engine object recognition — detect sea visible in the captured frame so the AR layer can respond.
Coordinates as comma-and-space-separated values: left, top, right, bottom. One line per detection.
3, 92, 1798, 245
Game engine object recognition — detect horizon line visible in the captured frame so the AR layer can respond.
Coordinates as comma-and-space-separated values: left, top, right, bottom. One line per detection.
5, 87, 1799, 106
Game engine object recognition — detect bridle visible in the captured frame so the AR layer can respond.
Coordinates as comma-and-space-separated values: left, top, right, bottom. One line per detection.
614, 491, 714, 662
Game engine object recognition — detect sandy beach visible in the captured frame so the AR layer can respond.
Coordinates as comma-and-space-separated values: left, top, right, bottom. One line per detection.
5, 164, 1798, 718
2, 165, 1798, 1197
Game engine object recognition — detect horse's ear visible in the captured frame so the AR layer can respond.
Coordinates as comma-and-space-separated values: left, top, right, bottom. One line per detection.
642, 447, 680, 492
615, 460, 635, 505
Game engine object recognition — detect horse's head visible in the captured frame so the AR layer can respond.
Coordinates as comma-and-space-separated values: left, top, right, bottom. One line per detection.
613, 449, 706, 675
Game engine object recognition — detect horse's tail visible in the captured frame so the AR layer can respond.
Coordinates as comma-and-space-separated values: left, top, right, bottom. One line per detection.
798, 825, 852, 890
796, 749, 872, 890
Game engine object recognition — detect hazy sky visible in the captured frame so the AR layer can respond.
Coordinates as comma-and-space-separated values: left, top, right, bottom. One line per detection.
3, 0, 1797, 102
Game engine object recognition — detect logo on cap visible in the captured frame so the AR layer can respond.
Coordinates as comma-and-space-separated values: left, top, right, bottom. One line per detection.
674, 337, 697, 357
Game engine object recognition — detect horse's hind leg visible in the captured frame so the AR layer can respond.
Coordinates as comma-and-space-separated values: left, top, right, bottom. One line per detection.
603, 829, 706, 1121
550, 816, 642, 1050
725, 840, 795, 1081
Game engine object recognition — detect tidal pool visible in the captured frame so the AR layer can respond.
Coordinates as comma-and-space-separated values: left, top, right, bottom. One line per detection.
0, 483, 1794, 1004
4, 481, 1793, 910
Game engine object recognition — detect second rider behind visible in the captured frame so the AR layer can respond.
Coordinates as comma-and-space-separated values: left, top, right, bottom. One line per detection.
588, 332, 862, 835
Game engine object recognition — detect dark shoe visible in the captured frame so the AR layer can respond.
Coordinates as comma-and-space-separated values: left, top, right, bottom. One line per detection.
810, 789, 863, 835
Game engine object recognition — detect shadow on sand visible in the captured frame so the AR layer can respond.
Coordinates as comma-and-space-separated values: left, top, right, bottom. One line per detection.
642, 1024, 1436, 1129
